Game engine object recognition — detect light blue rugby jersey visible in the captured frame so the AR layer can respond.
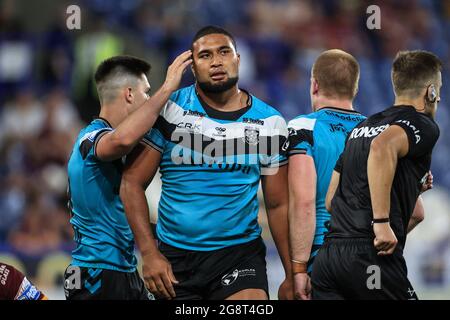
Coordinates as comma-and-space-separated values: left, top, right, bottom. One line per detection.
287, 107, 366, 259
144, 84, 288, 251
67, 118, 137, 272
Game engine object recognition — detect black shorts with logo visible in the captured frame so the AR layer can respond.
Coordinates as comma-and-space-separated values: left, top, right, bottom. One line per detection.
158, 237, 269, 300
64, 266, 152, 300
311, 238, 418, 300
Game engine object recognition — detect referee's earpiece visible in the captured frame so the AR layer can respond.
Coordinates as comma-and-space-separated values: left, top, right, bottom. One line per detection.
426, 84, 437, 103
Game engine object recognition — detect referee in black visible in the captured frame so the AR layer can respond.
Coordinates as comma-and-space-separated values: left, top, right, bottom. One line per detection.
311, 50, 442, 300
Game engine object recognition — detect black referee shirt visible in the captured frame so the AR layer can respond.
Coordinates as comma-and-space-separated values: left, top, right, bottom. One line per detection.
327, 105, 440, 250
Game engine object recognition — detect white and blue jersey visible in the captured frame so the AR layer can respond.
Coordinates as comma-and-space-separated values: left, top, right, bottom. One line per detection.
67, 118, 137, 272
287, 107, 365, 270
144, 85, 288, 251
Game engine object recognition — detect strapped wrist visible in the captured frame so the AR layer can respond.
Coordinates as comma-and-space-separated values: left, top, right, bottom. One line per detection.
371, 218, 390, 225
291, 259, 308, 274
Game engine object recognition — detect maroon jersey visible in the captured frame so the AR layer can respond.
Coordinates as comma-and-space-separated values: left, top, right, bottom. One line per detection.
0, 263, 47, 300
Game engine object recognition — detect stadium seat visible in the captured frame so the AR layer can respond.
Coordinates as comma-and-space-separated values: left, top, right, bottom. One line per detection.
35, 252, 71, 288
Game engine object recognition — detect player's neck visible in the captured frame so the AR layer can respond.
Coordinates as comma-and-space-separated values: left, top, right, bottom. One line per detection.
98, 104, 123, 128
314, 96, 353, 111
394, 97, 426, 113
196, 85, 245, 112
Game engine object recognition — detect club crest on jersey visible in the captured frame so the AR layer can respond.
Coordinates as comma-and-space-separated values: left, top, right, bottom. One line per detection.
243, 127, 260, 145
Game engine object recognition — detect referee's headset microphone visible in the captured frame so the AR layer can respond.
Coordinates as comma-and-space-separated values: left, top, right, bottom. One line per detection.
427, 84, 437, 104
416, 84, 437, 112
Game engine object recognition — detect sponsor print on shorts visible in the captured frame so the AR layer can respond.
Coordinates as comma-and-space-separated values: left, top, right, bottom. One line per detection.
221, 269, 257, 286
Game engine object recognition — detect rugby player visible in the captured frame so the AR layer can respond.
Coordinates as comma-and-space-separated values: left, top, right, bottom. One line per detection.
120, 26, 293, 300
287, 49, 365, 300
65, 53, 192, 299
0, 262, 47, 300
311, 50, 442, 299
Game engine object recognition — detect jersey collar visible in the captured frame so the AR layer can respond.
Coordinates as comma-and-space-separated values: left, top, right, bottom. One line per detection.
95, 117, 113, 128
320, 106, 362, 115
195, 88, 253, 121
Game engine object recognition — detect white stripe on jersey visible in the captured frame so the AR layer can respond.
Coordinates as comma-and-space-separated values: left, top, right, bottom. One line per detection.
288, 117, 316, 131
160, 99, 288, 140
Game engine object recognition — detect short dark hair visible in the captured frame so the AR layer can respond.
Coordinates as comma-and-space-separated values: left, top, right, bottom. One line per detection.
94, 55, 151, 103
312, 49, 360, 100
192, 25, 237, 51
392, 50, 442, 97
94, 55, 151, 84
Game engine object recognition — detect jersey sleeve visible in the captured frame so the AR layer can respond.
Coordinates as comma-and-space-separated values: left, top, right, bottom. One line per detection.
142, 117, 168, 153
79, 127, 113, 160
261, 115, 288, 172
0, 263, 24, 299
0, 263, 46, 300
392, 113, 440, 158
141, 99, 175, 153
14, 277, 47, 300
287, 117, 316, 157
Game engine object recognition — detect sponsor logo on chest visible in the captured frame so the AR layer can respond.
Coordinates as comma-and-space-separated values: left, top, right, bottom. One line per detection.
349, 124, 390, 140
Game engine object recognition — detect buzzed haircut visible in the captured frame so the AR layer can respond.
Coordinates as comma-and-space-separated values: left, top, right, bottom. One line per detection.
192, 25, 237, 51
391, 50, 442, 98
312, 49, 360, 100
94, 55, 151, 104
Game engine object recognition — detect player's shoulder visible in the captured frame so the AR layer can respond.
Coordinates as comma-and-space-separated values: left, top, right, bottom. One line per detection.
168, 85, 195, 108
249, 94, 284, 120
395, 105, 437, 123
394, 106, 440, 139
0, 262, 25, 300
287, 112, 318, 131
317, 107, 366, 123
77, 119, 111, 144
381, 105, 439, 132
160, 85, 197, 120
86, 118, 110, 131
246, 94, 287, 131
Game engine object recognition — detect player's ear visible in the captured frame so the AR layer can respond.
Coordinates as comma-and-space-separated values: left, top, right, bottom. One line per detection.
125, 87, 133, 104
312, 78, 319, 95
425, 84, 437, 104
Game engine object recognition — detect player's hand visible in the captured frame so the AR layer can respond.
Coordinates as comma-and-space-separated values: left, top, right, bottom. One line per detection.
293, 273, 311, 300
163, 50, 193, 92
278, 276, 295, 300
420, 170, 433, 194
373, 222, 398, 256
141, 250, 178, 299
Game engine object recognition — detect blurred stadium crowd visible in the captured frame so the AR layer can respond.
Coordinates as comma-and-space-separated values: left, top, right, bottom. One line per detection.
0, 0, 449, 298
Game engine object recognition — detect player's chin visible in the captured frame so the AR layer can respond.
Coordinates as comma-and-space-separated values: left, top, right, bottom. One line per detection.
209, 76, 228, 84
